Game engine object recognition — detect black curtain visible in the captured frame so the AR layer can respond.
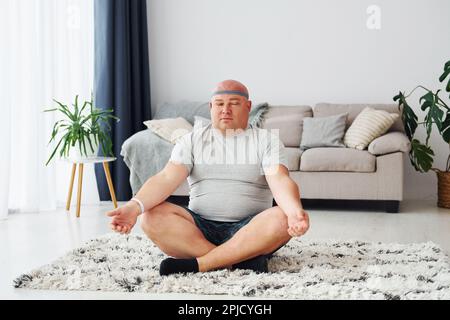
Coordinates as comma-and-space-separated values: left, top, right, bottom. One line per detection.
94, 0, 151, 201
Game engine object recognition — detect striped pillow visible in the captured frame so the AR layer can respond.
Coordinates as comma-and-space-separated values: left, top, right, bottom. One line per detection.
344, 107, 399, 150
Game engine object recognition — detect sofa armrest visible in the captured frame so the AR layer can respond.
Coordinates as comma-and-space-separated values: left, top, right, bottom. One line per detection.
120, 129, 174, 194
368, 131, 411, 155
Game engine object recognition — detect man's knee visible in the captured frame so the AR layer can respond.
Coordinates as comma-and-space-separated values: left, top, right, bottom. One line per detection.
268, 207, 291, 240
140, 202, 169, 239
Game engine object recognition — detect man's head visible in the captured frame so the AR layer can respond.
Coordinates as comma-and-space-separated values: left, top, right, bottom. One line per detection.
209, 79, 252, 133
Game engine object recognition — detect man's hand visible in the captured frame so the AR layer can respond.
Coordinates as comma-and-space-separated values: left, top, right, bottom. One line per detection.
286, 209, 310, 237
106, 202, 140, 234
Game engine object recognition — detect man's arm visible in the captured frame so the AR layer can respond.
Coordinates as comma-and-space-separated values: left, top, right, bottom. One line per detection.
127, 161, 189, 215
265, 164, 309, 237
265, 164, 303, 216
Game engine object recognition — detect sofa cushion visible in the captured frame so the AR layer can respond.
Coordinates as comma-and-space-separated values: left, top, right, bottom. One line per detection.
153, 100, 210, 124
314, 103, 404, 133
300, 113, 347, 150
343, 107, 399, 150
368, 131, 411, 155
193, 115, 211, 129
261, 105, 313, 147
285, 147, 303, 171
300, 147, 376, 172
143, 117, 193, 144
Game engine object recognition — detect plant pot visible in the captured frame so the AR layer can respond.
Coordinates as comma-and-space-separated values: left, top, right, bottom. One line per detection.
436, 170, 450, 208
66, 134, 99, 160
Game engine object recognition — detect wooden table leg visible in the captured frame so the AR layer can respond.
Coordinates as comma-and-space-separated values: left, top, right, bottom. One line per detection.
102, 162, 118, 208
76, 163, 84, 218
66, 163, 77, 211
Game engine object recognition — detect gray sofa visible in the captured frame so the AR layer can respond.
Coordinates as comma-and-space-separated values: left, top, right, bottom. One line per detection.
122, 103, 410, 213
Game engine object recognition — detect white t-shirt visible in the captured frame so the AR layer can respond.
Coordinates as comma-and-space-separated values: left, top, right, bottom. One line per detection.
169, 123, 288, 222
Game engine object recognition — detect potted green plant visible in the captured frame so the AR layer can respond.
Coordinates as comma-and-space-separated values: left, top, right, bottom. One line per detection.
44, 94, 119, 165
394, 59, 450, 208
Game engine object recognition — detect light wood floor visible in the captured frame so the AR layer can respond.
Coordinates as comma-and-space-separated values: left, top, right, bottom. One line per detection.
0, 200, 449, 299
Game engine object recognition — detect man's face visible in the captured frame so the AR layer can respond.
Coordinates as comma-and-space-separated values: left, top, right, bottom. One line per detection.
209, 95, 252, 133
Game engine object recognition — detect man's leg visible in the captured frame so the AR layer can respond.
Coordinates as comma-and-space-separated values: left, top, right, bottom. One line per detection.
141, 201, 216, 258
197, 206, 291, 272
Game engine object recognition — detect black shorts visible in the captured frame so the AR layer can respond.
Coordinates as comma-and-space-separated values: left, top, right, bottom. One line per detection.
182, 206, 285, 256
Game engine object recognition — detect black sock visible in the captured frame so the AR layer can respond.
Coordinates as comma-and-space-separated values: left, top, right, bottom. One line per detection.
159, 257, 199, 276
265, 253, 274, 260
232, 255, 268, 273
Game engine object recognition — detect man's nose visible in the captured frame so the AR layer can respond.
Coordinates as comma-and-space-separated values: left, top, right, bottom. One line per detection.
220, 104, 232, 113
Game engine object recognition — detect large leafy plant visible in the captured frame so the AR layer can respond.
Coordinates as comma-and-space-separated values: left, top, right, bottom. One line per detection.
394, 60, 450, 173
44, 94, 119, 165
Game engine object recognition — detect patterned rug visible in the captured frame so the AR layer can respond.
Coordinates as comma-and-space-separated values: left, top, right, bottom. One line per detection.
13, 233, 450, 299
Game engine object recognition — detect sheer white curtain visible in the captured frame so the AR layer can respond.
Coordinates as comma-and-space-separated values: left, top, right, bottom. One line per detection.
0, 0, 98, 219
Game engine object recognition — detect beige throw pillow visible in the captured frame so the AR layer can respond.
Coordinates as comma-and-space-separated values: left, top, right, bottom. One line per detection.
343, 107, 399, 150
143, 117, 193, 144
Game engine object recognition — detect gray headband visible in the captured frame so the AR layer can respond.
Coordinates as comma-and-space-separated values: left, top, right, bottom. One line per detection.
211, 90, 249, 99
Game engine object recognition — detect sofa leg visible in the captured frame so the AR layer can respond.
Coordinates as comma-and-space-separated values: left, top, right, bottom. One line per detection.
385, 201, 399, 213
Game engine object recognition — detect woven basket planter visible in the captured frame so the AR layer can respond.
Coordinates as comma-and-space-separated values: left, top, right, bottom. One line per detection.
436, 170, 450, 208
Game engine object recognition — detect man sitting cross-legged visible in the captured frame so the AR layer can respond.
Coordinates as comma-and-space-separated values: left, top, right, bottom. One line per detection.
106, 79, 310, 275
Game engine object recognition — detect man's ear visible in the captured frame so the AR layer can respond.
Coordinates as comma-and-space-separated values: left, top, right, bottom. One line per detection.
209, 102, 212, 109
247, 100, 252, 111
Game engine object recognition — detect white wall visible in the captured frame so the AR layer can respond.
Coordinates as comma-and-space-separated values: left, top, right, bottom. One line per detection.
147, 0, 450, 201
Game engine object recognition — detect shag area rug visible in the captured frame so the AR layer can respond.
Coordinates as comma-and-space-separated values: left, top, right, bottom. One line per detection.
14, 233, 450, 299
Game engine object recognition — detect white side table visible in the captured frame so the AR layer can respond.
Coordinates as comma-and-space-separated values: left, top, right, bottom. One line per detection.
62, 156, 118, 217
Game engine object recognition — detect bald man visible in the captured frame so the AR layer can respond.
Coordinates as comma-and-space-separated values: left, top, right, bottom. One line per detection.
106, 80, 310, 275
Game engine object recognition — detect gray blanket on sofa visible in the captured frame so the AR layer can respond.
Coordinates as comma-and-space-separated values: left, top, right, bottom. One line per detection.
120, 101, 269, 195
